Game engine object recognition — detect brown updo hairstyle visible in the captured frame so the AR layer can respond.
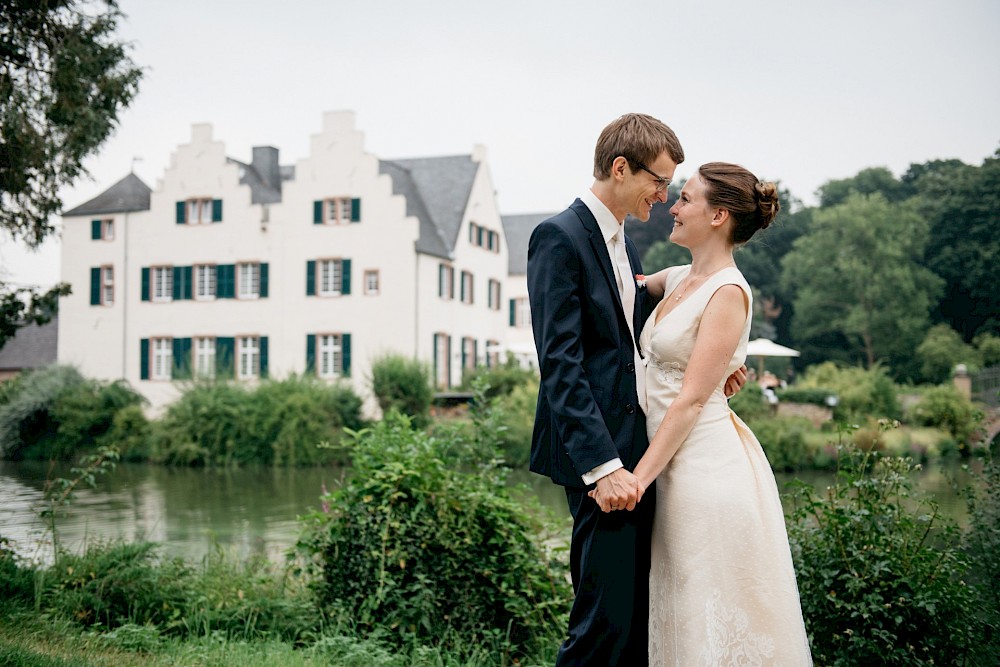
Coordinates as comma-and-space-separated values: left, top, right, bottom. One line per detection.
698, 162, 780, 244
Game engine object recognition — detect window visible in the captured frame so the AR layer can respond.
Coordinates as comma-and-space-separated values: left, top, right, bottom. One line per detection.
460, 271, 474, 304
101, 266, 114, 305
486, 339, 500, 368
195, 337, 215, 378
91, 218, 114, 241
438, 264, 454, 300
461, 336, 476, 370
152, 338, 172, 380
469, 222, 478, 243
319, 259, 343, 296
487, 279, 501, 310
364, 270, 379, 296
316, 197, 360, 224
195, 264, 217, 300
152, 266, 173, 302
511, 297, 531, 328
238, 262, 260, 299
238, 336, 260, 379
319, 334, 344, 379
434, 333, 450, 390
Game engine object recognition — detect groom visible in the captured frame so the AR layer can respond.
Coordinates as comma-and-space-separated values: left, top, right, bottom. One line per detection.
527, 113, 682, 666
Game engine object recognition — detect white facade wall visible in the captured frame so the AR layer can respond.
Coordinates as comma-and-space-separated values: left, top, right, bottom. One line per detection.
59, 112, 522, 415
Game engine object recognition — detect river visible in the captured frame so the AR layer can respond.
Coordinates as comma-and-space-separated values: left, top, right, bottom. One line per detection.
0, 459, 977, 565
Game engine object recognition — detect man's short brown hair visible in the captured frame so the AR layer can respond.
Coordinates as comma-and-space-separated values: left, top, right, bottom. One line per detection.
593, 113, 684, 179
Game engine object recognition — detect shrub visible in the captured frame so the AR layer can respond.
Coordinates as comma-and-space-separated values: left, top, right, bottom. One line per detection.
917, 324, 981, 384
787, 433, 984, 665
908, 385, 984, 452
459, 356, 537, 399
974, 332, 1000, 368
152, 382, 251, 466
0, 536, 34, 607
495, 378, 538, 467
748, 416, 813, 472
795, 362, 902, 422
963, 454, 1000, 656
728, 381, 771, 422
0, 365, 87, 459
370, 354, 433, 428
776, 386, 836, 407
297, 413, 571, 658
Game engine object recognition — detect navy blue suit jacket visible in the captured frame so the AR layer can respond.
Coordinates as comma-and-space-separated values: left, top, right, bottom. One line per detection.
527, 199, 655, 488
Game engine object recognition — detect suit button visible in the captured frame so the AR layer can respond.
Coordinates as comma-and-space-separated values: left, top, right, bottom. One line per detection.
625, 404, 635, 414
626, 362, 635, 373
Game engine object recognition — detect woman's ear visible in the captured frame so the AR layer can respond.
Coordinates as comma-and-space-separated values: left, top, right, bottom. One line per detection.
711, 208, 730, 228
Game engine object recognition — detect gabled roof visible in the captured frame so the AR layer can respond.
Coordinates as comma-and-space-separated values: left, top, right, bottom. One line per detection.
379, 155, 479, 260
227, 157, 282, 205
501, 212, 554, 275
62, 173, 151, 216
0, 317, 58, 370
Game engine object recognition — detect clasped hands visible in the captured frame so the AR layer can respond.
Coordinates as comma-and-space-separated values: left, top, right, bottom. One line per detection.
588, 468, 646, 513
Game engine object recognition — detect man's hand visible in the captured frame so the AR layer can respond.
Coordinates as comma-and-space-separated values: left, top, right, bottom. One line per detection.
588, 468, 643, 513
724, 364, 749, 398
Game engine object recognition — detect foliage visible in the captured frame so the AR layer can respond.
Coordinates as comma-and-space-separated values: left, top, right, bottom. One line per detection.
0, 365, 141, 461
817, 166, 911, 207
795, 362, 902, 422
963, 454, 1000, 655
916, 324, 981, 384
727, 381, 771, 422
748, 416, 813, 472
776, 386, 836, 407
914, 151, 1000, 340
782, 193, 944, 378
459, 356, 537, 399
42, 541, 191, 631
103, 404, 151, 462
787, 433, 984, 665
494, 378, 539, 467
974, 332, 1000, 368
369, 354, 433, 428
0, 536, 34, 606
153, 377, 362, 466
296, 413, 571, 658
908, 385, 984, 450
641, 239, 691, 273
1, 0, 141, 346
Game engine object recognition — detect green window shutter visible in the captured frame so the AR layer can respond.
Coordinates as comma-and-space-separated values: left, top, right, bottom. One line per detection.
433, 334, 439, 386
141, 267, 150, 302
350, 198, 361, 222
341, 259, 351, 295
446, 336, 452, 389
259, 336, 269, 378
172, 266, 182, 300
91, 220, 101, 240
172, 338, 192, 379
474, 339, 478, 367
183, 266, 193, 300
259, 263, 269, 298
211, 199, 223, 222
90, 267, 101, 305
176, 201, 186, 224
438, 265, 444, 297
306, 334, 316, 374
509, 299, 515, 326
216, 337, 235, 378
313, 201, 323, 224
217, 265, 235, 299
306, 260, 316, 296
342, 333, 351, 377
461, 340, 467, 370
140, 339, 150, 380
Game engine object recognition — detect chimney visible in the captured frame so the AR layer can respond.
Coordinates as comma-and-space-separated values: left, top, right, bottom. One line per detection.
251, 146, 281, 193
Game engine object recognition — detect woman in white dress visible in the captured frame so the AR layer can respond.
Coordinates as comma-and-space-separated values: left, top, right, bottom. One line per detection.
594, 162, 812, 665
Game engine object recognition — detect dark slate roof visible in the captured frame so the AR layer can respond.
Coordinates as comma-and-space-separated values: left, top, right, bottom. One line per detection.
501, 212, 554, 275
379, 155, 479, 260
0, 317, 58, 370
62, 173, 151, 216
228, 158, 281, 205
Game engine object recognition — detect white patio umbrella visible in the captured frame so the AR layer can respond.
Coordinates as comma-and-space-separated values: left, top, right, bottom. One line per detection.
746, 338, 800, 375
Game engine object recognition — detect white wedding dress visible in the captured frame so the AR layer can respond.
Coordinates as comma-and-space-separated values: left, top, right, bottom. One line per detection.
640, 266, 812, 666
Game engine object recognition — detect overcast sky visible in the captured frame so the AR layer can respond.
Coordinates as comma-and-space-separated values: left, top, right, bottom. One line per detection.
3, 0, 998, 288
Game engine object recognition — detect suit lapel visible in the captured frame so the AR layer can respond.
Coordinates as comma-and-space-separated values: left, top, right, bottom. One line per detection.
571, 200, 624, 315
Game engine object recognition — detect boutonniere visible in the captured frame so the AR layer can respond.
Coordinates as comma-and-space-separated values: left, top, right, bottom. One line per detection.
635, 273, 647, 289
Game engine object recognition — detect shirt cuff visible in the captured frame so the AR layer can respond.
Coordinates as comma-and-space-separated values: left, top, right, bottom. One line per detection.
581, 458, 624, 486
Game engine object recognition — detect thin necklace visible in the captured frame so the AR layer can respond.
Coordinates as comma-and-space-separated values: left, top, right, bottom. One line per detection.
673, 263, 736, 301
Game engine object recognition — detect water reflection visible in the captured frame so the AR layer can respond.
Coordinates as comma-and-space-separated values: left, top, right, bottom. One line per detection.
0, 460, 976, 564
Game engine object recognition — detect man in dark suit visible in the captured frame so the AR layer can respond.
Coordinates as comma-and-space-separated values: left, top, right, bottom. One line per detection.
527, 113, 682, 666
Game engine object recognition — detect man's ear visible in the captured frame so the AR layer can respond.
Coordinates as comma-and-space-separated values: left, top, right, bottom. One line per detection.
611, 156, 630, 182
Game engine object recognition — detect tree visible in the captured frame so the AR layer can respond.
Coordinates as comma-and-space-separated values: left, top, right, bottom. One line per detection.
816, 166, 909, 208
916, 323, 981, 384
782, 193, 944, 378
908, 151, 1000, 341
0, 0, 141, 348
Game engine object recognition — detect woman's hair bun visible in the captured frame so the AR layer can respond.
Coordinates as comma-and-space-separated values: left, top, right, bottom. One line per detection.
754, 181, 780, 229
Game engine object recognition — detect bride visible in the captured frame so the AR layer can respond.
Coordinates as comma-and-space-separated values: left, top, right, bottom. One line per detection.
594, 162, 812, 665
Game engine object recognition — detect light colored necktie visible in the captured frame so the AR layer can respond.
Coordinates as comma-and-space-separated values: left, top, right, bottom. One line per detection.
614, 231, 646, 413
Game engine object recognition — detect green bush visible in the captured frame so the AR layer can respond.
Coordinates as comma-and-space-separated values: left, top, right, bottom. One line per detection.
154, 377, 362, 466
908, 385, 984, 451
776, 386, 836, 407
795, 362, 902, 422
495, 379, 538, 467
0, 537, 34, 607
370, 354, 433, 428
459, 357, 537, 399
917, 324, 981, 384
974, 333, 1000, 368
963, 454, 1000, 657
728, 382, 771, 422
747, 416, 813, 472
42, 541, 192, 631
787, 436, 985, 665
296, 413, 571, 658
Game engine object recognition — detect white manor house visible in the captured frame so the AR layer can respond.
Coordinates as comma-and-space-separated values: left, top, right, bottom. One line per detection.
59, 111, 544, 414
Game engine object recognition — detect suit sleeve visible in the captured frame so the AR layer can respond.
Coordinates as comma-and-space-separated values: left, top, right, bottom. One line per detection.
527, 222, 620, 476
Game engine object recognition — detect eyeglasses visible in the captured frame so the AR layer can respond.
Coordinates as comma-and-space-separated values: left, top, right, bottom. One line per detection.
634, 161, 671, 192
